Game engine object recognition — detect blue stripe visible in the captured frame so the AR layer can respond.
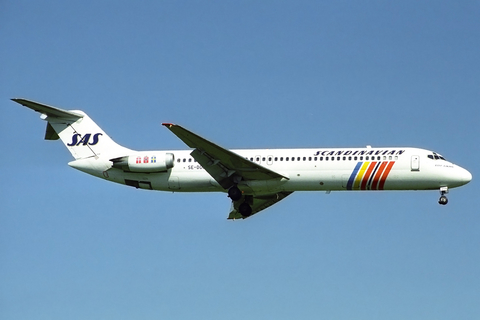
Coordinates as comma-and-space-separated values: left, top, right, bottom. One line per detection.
347, 162, 363, 190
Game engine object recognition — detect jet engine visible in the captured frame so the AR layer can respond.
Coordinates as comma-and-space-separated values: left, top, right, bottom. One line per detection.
110, 153, 175, 173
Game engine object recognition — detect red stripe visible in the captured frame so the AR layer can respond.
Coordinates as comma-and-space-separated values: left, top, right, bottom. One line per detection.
361, 162, 377, 190
378, 162, 395, 190
371, 162, 388, 190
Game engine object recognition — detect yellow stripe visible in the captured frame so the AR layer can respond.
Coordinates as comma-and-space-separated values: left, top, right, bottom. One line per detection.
353, 162, 370, 189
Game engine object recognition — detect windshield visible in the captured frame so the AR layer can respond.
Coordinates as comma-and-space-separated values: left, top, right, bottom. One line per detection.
427, 152, 446, 161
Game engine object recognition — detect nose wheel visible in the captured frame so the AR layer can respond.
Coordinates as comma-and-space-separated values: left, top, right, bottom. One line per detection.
439, 195, 448, 205
438, 187, 448, 205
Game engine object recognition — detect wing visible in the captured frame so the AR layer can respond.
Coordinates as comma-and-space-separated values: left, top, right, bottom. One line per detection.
162, 123, 293, 219
228, 191, 294, 220
162, 123, 289, 189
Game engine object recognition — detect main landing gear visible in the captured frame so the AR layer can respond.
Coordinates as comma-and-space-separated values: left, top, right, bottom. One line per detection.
228, 185, 253, 217
438, 187, 448, 205
228, 185, 242, 201
238, 202, 252, 217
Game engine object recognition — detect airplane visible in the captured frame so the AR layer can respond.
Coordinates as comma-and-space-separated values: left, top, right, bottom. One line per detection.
13, 98, 472, 219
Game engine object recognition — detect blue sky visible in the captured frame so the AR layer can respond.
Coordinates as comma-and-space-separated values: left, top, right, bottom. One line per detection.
1, 1, 479, 319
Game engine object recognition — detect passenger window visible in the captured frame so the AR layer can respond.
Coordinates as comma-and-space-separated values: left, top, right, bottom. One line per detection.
326, 157, 329, 161
354, 156, 357, 160
308, 157, 312, 161
320, 157, 323, 161
275, 157, 278, 161
262, 157, 266, 161
366, 156, 369, 160
280, 157, 283, 161
268, 157, 272, 162
343, 156, 346, 161
303, 157, 306, 161
349, 156, 352, 160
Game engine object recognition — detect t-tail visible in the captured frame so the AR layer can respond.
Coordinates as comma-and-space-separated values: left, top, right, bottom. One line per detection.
13, 98, 132, 160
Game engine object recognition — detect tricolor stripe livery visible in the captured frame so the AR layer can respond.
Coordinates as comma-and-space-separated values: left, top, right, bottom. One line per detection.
346, 161, 395, 190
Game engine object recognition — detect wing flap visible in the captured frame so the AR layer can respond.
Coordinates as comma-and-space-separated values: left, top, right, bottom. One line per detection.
191, 149, 233, 189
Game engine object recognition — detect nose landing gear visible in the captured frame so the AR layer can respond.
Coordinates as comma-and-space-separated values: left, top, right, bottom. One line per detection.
438, 187, 449, 205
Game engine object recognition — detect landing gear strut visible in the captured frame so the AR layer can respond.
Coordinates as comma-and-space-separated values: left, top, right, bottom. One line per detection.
438, 187, 448, 205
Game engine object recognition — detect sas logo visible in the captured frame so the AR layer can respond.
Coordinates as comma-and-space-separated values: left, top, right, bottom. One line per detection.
67, 133, 103, 146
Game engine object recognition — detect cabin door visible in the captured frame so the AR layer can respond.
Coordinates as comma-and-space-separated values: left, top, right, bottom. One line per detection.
411, 155, 420, 171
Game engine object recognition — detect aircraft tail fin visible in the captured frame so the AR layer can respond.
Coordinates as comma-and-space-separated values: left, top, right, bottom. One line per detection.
13, 98, 132, 160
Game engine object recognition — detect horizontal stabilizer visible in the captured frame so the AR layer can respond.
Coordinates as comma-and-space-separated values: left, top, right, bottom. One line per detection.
13, 98, 132, 160
12, 98, 83, 121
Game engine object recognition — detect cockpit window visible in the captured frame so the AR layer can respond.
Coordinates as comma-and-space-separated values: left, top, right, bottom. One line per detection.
428, 153, 446, 161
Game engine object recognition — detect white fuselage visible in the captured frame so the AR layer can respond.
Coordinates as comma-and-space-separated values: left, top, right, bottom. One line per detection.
14, 98, 472, 217
69, 146, 472, 196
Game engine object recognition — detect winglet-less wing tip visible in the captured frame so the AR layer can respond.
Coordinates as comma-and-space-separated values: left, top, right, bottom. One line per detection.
162, 123, 176, 128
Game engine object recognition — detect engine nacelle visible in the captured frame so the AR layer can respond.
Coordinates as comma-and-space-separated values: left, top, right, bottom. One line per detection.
110, 153, 175, 173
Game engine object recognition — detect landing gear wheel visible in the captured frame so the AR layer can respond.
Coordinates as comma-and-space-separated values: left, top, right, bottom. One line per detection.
439, 195, 448, 205
228, 186, 242, 201
239, 202, 252, 217
438, 187, 449, 205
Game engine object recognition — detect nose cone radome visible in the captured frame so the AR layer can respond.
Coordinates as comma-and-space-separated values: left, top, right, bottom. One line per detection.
441, 165, 472, 188
458, 167, 472, 186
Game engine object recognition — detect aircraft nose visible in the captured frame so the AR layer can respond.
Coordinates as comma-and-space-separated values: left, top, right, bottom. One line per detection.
458, 167, 472, 186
